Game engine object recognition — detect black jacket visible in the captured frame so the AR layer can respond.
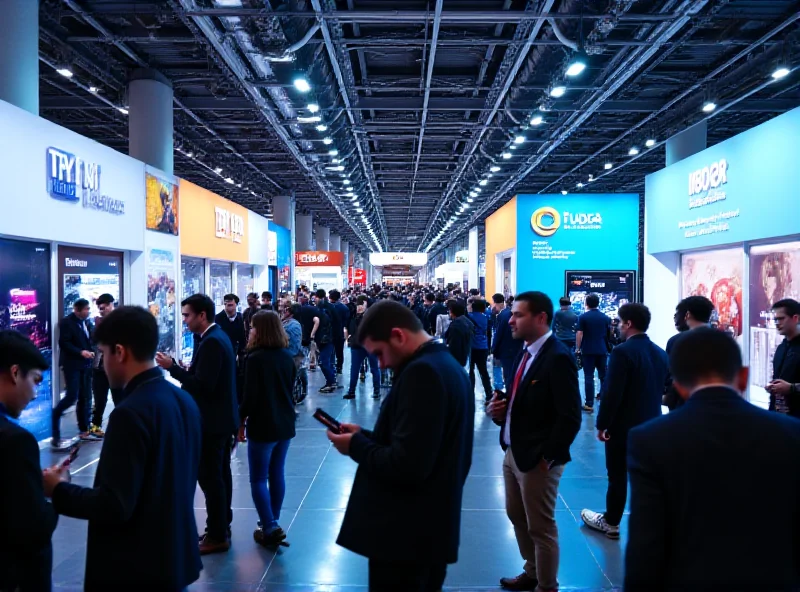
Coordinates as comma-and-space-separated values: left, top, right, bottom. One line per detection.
426, 303, 448, 334
168, 324, 239, 436
0, 411, 58, 591
663, 331, 687, 410
446, 316, 474, 366
52, 368, 203, 591
625, 386, 800, 591
316, 299, 340, 341
332, 301, 351, 342
492, 307, 523, 360
58, 313, 94, 370
337, 341, 474, 564
500, 336, 581, 471
240, 347, 297, 442
214, 311, 247, 357
771, 334, 800, 417
596, 334, 669, 436
348, 312, 366, 348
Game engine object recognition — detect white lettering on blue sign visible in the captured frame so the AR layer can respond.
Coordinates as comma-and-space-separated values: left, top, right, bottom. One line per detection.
46, 147, 125, 215
688, 159, 728, 197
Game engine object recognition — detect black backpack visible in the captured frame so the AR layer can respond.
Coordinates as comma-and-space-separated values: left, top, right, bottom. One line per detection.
315, 307, 333, 345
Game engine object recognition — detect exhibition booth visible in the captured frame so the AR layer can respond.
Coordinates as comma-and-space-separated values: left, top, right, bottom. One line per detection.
644, 106, 800, 409
485, 192, 640, 315
295, 251, 345, 292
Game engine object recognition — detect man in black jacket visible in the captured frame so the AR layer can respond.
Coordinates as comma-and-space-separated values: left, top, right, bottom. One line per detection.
426, 294, 448, 336
0, 331, 56, 592
329, 290, 351, 375
156, 294, 239, 555
445, 299, 474, 367
663, 295, 714, 410
45, 306, 203, 591
53, 298, 96, 448
215, 293, 247, 358
328, 301, 474, 591
89, 293, 123, 438
766, 298, 800, 417
625, 327, 800, 591
486, 291, 581, 592
580, 303, 669, 540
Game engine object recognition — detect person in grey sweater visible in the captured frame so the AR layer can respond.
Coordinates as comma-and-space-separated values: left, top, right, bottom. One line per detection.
553, 297, 578, 351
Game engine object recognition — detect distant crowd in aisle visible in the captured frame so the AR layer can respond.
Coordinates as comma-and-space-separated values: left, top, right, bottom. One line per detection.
1, 278, 799, 592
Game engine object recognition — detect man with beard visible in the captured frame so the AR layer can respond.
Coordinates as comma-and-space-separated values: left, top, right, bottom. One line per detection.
766, 298, 800, 417
663, 296, 714, 410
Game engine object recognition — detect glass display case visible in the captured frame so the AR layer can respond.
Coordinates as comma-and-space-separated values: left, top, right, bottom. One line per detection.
209, 260, 233, 314
180, 256, 205, 366
235, 263, 255, 308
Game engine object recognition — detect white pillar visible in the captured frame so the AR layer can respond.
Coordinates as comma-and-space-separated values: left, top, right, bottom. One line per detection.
296, 214, 313, 252
128, 69, 174, 174
315, 224, 330, 251
272, 194, 296, 288
330, 233, 341, 251
468, 226, 479, 292
0, 0, 39, 114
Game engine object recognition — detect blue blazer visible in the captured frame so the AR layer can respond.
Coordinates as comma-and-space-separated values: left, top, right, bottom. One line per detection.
625, 387, 800, 591
58, 313, 94, 370
492, 308, 523, 360
596, 334, 669, 435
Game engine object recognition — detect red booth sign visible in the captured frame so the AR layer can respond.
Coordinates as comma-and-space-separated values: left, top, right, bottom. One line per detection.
353, 268, 366, 285
295, 251, 344, 267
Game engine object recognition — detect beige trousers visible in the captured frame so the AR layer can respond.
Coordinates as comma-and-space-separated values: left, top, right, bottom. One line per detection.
502, 448, 564, 591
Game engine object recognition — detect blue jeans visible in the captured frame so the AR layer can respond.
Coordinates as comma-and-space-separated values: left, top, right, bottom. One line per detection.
318, 342, 336, 386
348, 346, 380, 394
247, 439, 291, 531
582, 353, 607, 406
492, 357, 505, 391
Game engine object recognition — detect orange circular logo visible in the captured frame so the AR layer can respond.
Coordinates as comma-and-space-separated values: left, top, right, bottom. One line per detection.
531, 207, 560, 237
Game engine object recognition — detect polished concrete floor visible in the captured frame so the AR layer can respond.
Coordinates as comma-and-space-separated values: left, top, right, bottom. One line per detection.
42, 354, 624, 591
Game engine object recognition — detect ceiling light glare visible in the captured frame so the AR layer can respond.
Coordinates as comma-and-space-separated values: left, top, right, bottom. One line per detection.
307, 103, 320, 113
331, 159, 340, 164
463, 203, 470, 209
356, 208, 363, 213
487, 173, 494, 178
530, 115, 543, 126
88, 86, 99, 93
293, 77, 311, 93
702, 101, 716, 113
629, 147, 640, 156
297, 115, 321, 123
478, 179, 488, 186
490, 165, 501, 172
469, 191, 478, 198
56, 68, 74, 78
502, 152, 512, 159
328, 149, 339, 156
645, 139, 656, 148
550, 86, 566, 98
475, 188, 482, 193
772, 67, 791, 80
565, 56, 587, 77
316, 124, 328, 132
539, 104, 549, 112
467, 198, 474, 203
577, 182, 585, 188
117, 107, 129, 115
342, 179, 350, 185
186, 151, 194, 158
353, 201, 360, 207
604, 163, 613, 170
225, 177, 235, 185
214, 167, 223, 174
514, 135, 526, 145
561, 190, 568, 196
323, 137, 333, 145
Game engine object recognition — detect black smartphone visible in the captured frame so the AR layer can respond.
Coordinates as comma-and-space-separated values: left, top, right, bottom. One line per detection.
313, 408, 342, 434
58, 444, 80, 469
492, 389, 508, 401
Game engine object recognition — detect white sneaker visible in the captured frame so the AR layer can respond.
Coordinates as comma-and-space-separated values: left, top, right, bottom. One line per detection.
581, 509, 620, 539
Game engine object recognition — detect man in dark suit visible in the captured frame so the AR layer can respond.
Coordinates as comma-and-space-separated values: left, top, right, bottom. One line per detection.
426, 294, 448, 336
328, 301, 474, 591
156, 294, 239, 555
329, 290, 351, 375
575, 293, 612, 411
215, 293, 247, 359
486, 291, 581, 592
445, 299, 473, 367
45, 306, 203, 591
53, 298, 97, 448
89, 293, 124, 437
0, 331, 57, 592
663, 295, 714, 410
580, 303, 669, 539
625, 327, 800, 591
491, 293, 523, 388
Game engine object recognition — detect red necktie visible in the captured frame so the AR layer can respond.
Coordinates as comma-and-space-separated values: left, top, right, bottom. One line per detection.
509, 350, 531, 402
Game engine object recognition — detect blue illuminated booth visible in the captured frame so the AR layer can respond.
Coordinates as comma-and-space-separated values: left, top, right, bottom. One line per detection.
644, 107, 800, 409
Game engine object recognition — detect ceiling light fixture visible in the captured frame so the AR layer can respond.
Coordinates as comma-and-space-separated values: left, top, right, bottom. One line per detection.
225, 177, 235, 185
307, 103, 320, 113
474, 188, 482, 193
56, 67, 74, 78
604, 163, 613, 170
117, 107, 129, 115
502, 152, 512, 159
645, 139, 656, 148
490, 165, 501, 172
214, 167, 223, 174
356, 208, 363, 213
323, 137, 333, 145
510, 145, 518, 150
316, 124, 328, 132
186, 151, 194, 158
530, 115, 543, 126
565, 52, 587, 77
550, 86, 566, 98
332, 159, 341, 164
702, 101, 716, 113
514, 135, 526, 145
561, 190, 568, 195
629, 147, 640, 156
772, 67, 791, 80
328, 149, 339, 156
293, 77, 311, 92
342, 179, 350, 185
469, 191, 478, 198
88, 86, 99, 94
297, 115, 321, 123
467, 198, 474, 203
478, 179, 488, 186
577, 182, 585, 188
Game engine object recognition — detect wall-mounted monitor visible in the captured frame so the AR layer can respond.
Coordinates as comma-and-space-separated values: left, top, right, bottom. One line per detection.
565, 270, 637, 318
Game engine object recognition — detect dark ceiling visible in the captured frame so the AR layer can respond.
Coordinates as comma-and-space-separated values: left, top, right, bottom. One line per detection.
38, 0, 800, 255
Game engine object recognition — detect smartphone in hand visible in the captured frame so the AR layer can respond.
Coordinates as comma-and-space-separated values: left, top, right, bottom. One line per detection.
313, 408, 342, 434
58, 444, 80, 470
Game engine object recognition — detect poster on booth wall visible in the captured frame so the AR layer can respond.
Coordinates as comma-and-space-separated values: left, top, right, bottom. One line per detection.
147, 248, 177, 357
60, 248, 122, 319
681, 248, 744, 338
0, 238, 53, 441
145, 168, 179, 236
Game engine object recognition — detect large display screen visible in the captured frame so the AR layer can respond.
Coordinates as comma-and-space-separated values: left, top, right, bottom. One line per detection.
681, 248, 743, 338
209, 260, 232, 315
0, 238, 52, 440
748, 242, 800, 409
566, 271, 636, 317
181, 257, 205, 367
59, 247, 122, 318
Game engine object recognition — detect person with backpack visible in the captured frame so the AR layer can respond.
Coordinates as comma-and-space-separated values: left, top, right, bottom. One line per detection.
467, 299, 493, 401
344, 295, 381, 400
311, 294, 338, 393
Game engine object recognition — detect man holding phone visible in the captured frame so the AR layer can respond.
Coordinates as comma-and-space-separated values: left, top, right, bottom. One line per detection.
327, 301, 474, 591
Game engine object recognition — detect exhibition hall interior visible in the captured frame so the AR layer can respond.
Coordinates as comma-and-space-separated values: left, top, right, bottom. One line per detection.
1, 1, 800, 591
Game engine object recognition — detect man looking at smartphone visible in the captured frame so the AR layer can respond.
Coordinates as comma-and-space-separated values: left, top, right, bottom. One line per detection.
328, 300, 474, 591
0, 331, 56, 592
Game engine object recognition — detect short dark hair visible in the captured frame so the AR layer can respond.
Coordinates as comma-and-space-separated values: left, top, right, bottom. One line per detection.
93, 306, 158, 362
618, 303, 651, 332
261, 291, 272, 300
469, 288, 480, 296
448, 300, 466, 317
677, 295, 714, 323
559, 297, 571, 307
96, 293, 115, 307
329, 290, 341, 302
773, 298, 800, 318
314, 289, 325, 299
0, 331, 49, 375
73, 298, 90, 311
247, 292, 259, 300
492, 293, 505, 304
356, 295, 369, 305
585, 294, 600, 309
670, 327, 741, 389
357, 300, 424, 343
435, 293, 445, 303
223, 293, 239, 304
424, 292, 435, 303
289, 303, 302, 318
514, 291, 554, 325
181, 294, 215, 322
472, 299, 487, 313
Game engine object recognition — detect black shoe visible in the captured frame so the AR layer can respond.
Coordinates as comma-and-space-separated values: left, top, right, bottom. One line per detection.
343, 393, 355, 400
253, 526, 289, 548
500, 572, 538, 591
372, 391, 381, 399
359, 372, 365, 382
319, 385, 336, 394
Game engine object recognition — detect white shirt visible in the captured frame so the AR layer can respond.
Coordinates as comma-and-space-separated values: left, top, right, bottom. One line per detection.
504, 330, 552, 446
200, 323, 217, 339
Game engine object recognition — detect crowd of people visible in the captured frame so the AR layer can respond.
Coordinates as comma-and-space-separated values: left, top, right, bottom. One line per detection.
1, 279, 799, 592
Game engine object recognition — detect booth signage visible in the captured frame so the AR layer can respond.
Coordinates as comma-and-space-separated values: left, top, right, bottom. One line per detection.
46, 147, 125, 215
215, 207, 244, 243
369, 252, 428, 267
296, 251, 345, 267
353, 268, 366, 285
